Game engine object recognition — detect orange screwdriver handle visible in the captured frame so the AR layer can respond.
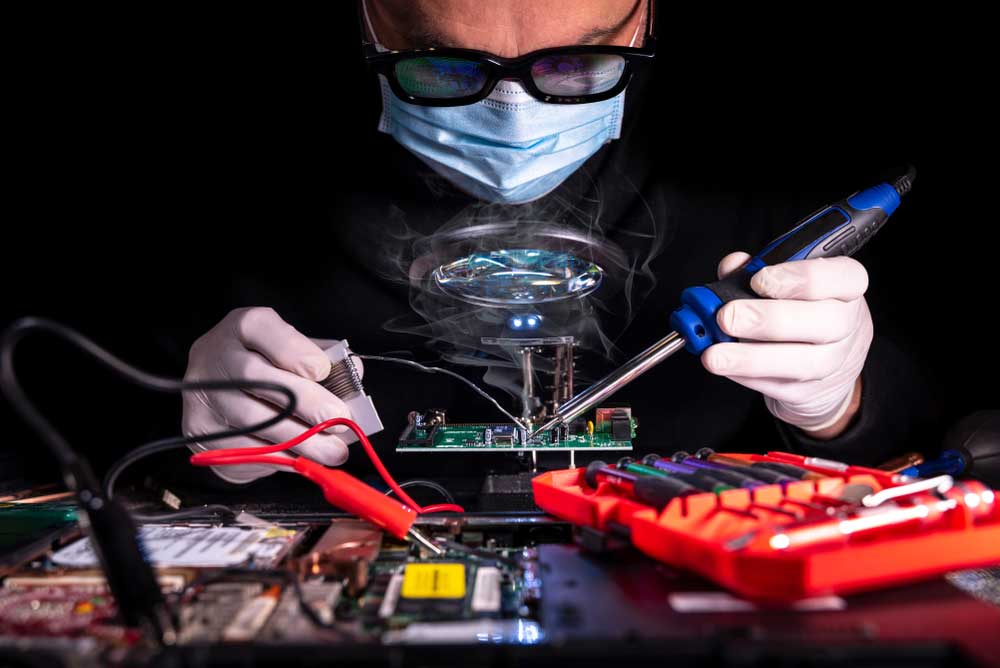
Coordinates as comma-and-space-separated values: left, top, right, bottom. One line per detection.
292, 457, 417, 539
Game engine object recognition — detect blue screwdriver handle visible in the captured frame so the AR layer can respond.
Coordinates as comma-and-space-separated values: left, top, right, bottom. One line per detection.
900, 450, 967, 478
670, 180, 906, 354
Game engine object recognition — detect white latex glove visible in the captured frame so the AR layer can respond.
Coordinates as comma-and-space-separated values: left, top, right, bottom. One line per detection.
182, 307, 362, 484
701, 253, 873, 436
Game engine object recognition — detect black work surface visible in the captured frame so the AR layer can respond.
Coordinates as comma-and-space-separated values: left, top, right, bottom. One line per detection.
538, 543, 1000, 667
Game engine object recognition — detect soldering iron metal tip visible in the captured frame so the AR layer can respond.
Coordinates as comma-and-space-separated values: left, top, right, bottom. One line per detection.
527, 416, 561, 441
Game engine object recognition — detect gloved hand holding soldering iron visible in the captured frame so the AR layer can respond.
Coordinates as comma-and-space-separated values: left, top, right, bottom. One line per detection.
704, 252, 872, 439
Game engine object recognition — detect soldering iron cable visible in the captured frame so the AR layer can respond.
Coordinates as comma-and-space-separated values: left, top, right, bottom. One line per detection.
0, 317, 298, 471
1, 317, 298, 523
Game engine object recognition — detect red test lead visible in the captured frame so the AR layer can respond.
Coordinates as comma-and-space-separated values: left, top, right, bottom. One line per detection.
189, 417, 463, 553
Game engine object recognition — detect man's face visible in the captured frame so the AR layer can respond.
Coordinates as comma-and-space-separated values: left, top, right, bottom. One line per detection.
367, 0, 646, 57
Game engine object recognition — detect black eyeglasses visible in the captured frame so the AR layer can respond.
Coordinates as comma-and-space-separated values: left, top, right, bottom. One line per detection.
358, 0, 656, 107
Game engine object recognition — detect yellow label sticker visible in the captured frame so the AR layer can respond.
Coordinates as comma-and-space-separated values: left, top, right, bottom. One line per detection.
400, 563, 466, 599
263, 528, 297, 539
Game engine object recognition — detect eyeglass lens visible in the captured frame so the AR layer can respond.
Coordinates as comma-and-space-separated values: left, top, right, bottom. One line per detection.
394, 57, 490, 99
530, 54, 625, 96
393, 53, 626, 100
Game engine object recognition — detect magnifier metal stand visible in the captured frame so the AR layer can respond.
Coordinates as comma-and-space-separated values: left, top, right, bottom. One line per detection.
481, 336, 577, 471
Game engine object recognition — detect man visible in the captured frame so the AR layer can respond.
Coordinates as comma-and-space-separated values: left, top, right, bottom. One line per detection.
181, 0, 931, 486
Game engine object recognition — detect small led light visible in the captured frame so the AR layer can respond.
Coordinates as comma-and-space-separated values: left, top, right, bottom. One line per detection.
508, 314, 541, 330
965, 492, 981, 509
982, 490, 996, 505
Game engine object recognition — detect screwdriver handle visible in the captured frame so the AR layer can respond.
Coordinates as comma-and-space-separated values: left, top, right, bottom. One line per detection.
670, 182, 903, 354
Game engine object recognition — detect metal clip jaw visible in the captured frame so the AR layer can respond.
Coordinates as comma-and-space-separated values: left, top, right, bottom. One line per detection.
407, 527, 445, 556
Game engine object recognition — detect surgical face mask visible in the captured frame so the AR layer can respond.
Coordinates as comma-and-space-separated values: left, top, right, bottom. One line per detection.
365, 5, 637, 205
377, 79, 626, 205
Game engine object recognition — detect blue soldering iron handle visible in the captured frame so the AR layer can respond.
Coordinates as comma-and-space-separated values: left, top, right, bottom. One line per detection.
671, 181, 904, 354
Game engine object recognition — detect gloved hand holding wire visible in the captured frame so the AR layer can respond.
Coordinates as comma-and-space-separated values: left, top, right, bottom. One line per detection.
702, 253, 872, 438
183, 307, 363, 483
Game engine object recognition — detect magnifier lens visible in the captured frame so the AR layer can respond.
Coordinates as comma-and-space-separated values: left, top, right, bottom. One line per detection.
433, 249, 603, 306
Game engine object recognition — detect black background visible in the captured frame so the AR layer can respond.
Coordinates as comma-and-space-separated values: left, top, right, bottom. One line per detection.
3, 6, 995, 488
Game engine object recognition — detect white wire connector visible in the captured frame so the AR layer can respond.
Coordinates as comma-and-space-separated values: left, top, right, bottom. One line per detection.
320, 340, 384, 444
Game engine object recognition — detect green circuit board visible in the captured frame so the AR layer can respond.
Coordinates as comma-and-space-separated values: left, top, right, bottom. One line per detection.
396, 419, 636, 452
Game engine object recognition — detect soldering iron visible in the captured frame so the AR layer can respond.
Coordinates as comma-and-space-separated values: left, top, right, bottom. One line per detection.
530, 166, 917, 438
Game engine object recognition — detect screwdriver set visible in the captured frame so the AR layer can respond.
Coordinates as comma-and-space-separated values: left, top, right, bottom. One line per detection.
532, 450, 1000, 601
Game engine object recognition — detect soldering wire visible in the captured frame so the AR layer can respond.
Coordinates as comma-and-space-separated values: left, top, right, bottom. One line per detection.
355, 354, 526, 428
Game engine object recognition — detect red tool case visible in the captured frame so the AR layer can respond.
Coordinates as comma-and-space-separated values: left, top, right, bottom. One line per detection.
532, 452, 1000, 601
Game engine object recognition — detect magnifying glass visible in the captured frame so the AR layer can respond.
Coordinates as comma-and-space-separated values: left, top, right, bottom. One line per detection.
432, 248, 604, 307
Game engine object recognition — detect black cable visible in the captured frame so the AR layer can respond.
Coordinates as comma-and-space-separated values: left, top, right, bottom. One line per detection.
0, 319, 395, 637
892, 164, 917, 197
286, 574, 347, 633
0, 317, 305, 640
0, 317, 297, 519
2, 321, 478, 526
385, 479, 457, 505
105, 439, 244, 522
134, 505, 238, 523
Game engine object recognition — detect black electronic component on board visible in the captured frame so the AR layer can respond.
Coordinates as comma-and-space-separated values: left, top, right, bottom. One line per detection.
611, 410, 632, 441
567, 418, 588, 436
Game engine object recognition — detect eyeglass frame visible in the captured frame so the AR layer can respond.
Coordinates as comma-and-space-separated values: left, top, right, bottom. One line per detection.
357, 0, 657, 107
